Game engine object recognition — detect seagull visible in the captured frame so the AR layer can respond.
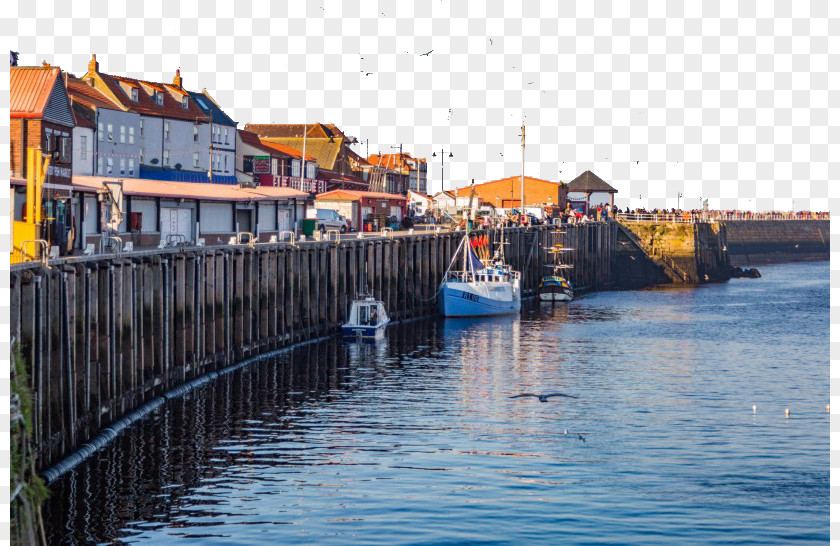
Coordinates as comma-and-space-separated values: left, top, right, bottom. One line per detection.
420, 50, 433, 56
489, 38, 493, 45
509, 393, 579, 403
636, 160, 639, 164
785, 408, 791, 418
563, 428, 568, 435
365, 72, 373, 76
752, 403, 757, 414
577, 433, 586, 442
794, 243, 799, 248
527, 81, 535, 85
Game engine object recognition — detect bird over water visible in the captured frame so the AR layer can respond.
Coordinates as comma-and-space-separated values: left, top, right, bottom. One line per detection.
509, 393, 579, 403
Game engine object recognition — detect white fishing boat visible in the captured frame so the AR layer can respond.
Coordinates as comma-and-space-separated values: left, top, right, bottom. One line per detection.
342, 296, 390, 338
438, 204, 521, 317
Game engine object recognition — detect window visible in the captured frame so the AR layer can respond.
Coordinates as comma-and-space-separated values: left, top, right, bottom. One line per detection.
193, 152, 199, 168
213, 153, 219, 171
107, 123, 113, 140
128, 126, 134, 144
164, 121, 170, 141
80, 135, 87, 159
131, 87, 138, 102
128, 159, 135, 176
106, 157, 113, 174
139, 148, 144, 163
243, 155, 254, 173
97, 156, 103, 174
181, 95, 189, 109
306, 162, 317, 179
163, 149, 170, 166
139, 119, 144, 136
155, 91, 163, 105
224, 127, 229, 144
98, 122, 103, 141
212, 125, 218, 142
193, 125, 198, 142
120, 125, 125, 143
120, 158, 126, 175
291, 159, 301, 177
223, 154, 227, 171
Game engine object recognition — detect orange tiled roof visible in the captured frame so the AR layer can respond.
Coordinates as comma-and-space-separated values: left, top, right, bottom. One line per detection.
258, 139, 316, 161
454, 176, 561, 195
10, 66, 61, 119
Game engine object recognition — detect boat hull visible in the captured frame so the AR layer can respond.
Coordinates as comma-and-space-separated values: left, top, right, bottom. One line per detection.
538, 289, 573, 302
341, 321, 389, 339
439, 281, 521, 317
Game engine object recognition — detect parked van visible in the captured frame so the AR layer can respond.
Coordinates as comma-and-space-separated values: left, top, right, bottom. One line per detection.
317, 208, 348, 233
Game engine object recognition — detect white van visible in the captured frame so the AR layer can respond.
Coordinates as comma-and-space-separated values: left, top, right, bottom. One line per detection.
316, 208, 348, 233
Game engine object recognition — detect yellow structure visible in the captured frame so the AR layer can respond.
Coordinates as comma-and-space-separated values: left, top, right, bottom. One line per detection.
12, 148, 51, 263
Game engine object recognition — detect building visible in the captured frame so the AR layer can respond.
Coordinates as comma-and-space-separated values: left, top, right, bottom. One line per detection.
566, 170, 618, 209
81, 55, 236, 184
365, 153, 427, 195
236, 129, 322, 191
70, 176, 310, 249
243, 123, 359, 178
66, 75, 142, 178
10, 64, 75, 253
407, 190, 432, 215
315, 190, 407, 231
189, 89, 238, 184
453, 176, 567, 210
431, 190, 457, 212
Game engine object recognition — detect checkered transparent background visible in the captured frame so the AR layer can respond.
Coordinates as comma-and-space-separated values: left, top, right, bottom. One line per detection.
2, 0, 838, 542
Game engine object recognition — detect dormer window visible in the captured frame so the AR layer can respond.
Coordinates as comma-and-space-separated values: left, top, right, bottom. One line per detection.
181, 95, 189, 109
154, 91, 163, 106
131, 87, 138, 102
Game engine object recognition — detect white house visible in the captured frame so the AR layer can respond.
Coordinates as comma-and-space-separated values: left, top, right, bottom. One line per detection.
407, 190, 431, 215
431, 190, 457, 212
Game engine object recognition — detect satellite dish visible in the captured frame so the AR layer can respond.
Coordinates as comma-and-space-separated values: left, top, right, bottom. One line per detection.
175, 163, 182, 170
150, 158, 159, 165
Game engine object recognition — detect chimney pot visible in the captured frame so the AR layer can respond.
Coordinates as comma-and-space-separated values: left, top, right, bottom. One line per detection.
88, 53, 99, 74
173, 68, 183, 88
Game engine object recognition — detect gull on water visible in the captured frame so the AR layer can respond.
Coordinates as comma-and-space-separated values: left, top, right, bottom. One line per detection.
785, 408, 791, 418
752, 403, 757, 414
509, 393, 579, 403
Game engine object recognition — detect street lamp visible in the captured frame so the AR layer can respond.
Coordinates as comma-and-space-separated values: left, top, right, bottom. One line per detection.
432, 149, 454, 194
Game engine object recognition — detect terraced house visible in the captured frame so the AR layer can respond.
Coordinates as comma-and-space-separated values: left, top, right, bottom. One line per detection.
81, 54, 236, 184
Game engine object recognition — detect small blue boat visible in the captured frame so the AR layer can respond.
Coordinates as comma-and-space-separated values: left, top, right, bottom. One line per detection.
342, 296, 390, 339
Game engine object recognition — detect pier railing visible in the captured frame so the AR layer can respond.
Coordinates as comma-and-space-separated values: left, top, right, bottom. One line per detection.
617, 211, 829, 223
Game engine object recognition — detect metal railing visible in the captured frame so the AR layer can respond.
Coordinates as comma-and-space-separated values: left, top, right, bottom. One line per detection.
99, 235, 123, 255
12, 239, 50, 267
617, 211, 829, 223
325, 229, 342, 242
278, 231, 297, 246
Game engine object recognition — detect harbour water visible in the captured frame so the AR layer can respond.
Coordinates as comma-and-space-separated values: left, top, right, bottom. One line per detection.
44, 261, 828, 544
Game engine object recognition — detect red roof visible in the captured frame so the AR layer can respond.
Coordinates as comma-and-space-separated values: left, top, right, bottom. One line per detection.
72, 102, 96, 130
66, 76, 123, 111
316, 190, 406, 201
454, 176, 560, 195
93, 71, 210, 122
73, 176, 307, 201
10, 66, 61, 119
238, 129, 282, 156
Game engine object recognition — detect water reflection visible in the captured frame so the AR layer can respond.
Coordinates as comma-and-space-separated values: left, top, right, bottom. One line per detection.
44, 262, 829, 544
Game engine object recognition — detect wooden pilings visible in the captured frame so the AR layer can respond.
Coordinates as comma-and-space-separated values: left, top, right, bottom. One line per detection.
10, 223, 615, 472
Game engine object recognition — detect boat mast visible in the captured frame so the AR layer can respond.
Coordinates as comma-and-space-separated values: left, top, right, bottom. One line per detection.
463, 183, 475, 274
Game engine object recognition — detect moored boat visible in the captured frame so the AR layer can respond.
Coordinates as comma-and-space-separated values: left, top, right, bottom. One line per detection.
539, 239, 574, 302
342, 296, 390, 338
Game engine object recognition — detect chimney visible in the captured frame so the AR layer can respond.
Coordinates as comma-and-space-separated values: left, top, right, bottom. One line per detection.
173, 68, 182, 88
88, 53, 99, 73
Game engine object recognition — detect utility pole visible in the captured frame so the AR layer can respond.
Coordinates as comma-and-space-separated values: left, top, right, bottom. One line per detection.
520, 124, 525, 212
300, 123, 307, 192
432, 149, 453, 194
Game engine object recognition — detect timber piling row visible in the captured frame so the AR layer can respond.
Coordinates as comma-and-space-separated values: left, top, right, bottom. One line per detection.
10, 224, 615, 472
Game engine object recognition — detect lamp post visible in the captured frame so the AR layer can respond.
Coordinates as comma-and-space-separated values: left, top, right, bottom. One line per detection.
432, 149, 453, 194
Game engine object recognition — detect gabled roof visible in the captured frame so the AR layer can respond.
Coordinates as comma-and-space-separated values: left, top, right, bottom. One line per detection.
72, 101, 96, 130
258, 140, 315, 161
188, 90, 236, 126
11, 66, 62, 118
237, 129, 280, 155
243, 123, 352, 170
433, 190, 456, 199
66, 76, 124, 111
566, 170, 617, 193
407, 191, 432, 200
89, 70, 210, 122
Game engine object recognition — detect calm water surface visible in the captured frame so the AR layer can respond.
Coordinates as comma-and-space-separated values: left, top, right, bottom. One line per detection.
45, 261, 828, 544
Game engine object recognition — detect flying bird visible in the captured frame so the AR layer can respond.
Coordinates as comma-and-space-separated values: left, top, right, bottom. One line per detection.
577, 433, 586, 442
420, 50, 433, 56
636, 160, 639, 164
365, 72, 373, 76
509, 393, 579, 403
490, 38, 493, 45
527, 81, 535, 85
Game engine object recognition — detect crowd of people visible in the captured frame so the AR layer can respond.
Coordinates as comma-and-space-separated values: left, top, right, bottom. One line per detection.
616, 208, 829, 222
